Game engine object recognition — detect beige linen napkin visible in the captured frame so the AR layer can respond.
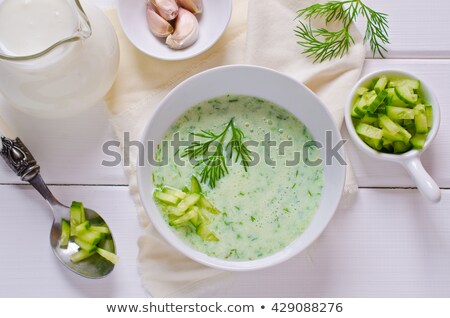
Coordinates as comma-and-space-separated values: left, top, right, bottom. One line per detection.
105, 0, 365, 297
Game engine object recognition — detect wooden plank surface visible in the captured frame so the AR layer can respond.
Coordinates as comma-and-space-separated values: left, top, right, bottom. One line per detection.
1, 60, 449, 187
0, 0, 449, 187
1, 0, 450, 299
1, 186, 449, 297
0, 98, 127, 185
197, 188, 450, 297
357, 0, 450, 58
0, 185, 144, 297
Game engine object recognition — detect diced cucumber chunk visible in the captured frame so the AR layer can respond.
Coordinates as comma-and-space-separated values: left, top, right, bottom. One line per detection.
395, 86, 418, 105
74, 238, 97, 253
389, 79, 420, 90
70, 249, 96, 263
360, 135, 383, 151
385, 88, 408, 107
382, 138, 393, 147
98, 239, 115, 253
393, 119, 404, 126
162, 187, 186, 200
351, 106, 363, 119
382, 129, 410, 144
360, 113, 378, 125
77, 230, 104, 245
189, 207, 202, 227
403, 119, 414, 126
97, 248, 120, 265
386, 106, 415, 120
70, 201, 86, 234
403, 119, 416, 135
355, 123, 383, 140
353, 92, 376, 116
377, 105, 387, 115
90, 225, 110, 234
380, 116, 412, 143
362, 90, 377, 103
374, 76, 388, 93
154, 190, 179, 205
378, 114, 400, 134
397, 126, 412, 143
74, 220, 91, 236
382, 138, 393, 152
410, 134, 427, 149
198, 209, 211, 225
353, 105, 366, 117
177, 193, 201, 213
199, 196, 221, 214
368, 78, 378, 90
393, 141, 412, 154
196, 224, 219, 242
425, 106, 433, 128
168, 214, 178, 224
169, 208, 198, 226
356, 87, 369, 95
368, 90, 388, 113
415, 112, 429, 134
59, 219, 70, 248
414, 104, 425, 114
190, 176, 202, 193
382, 143, 393, 153
166, 205, 185, 217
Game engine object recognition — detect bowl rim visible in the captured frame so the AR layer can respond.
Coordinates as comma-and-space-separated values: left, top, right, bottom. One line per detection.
137, 64, 346, 270
344, 69, 441, 162
116, 0, 233, 61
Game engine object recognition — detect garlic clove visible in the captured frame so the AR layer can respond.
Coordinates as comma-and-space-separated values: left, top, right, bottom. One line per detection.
151, 0, 179, 21
166, 8, 199, 50
146, 4, 174, 37
176, 0, 203, 15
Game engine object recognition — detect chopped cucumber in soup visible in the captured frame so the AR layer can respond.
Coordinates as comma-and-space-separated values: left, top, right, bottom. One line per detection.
154, 176, 220, 241
351, 75, 432, 154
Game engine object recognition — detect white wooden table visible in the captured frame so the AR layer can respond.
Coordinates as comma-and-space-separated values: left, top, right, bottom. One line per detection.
1, 0, 450, 297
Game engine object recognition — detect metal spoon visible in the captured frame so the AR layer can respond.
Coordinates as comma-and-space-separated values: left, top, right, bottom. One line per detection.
0, 135, 116, 278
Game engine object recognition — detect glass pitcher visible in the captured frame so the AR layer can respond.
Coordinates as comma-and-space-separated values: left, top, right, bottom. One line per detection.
0, 0, 119, 118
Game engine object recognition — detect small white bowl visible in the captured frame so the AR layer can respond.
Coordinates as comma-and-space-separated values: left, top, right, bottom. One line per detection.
117, 0, 232, 61
344, 70, 441, 203
137, 65, 347, 270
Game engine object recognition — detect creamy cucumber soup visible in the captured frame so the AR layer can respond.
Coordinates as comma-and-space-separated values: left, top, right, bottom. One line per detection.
152, 95, 323, 260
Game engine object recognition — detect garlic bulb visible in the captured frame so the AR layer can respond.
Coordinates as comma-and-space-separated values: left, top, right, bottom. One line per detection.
176, 0, 203, 15
146, 4, 174, 37
166, 8, 199, 50
151, 0, 179, 21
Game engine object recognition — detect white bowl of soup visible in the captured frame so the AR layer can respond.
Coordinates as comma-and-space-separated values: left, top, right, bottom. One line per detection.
137, 65, 346, 271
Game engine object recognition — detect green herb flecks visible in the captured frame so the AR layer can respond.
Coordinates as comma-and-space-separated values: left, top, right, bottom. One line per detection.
295, 0, 389, 63
182, 118, 252, 188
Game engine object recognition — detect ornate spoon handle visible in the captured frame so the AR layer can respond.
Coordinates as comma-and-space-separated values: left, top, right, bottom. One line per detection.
0, 136, 41, 182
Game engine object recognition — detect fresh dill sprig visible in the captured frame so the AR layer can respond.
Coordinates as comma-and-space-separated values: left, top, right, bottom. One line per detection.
295, 0, 389, 63
182, 118, 251, 188
226, 121, 252, 171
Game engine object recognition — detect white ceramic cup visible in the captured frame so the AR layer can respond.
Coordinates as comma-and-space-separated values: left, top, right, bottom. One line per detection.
137, 65, 346, 270
345, 70, 441, 203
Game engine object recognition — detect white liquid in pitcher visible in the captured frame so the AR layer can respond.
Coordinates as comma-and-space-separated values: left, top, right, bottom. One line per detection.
0, 0, 119, 118
0, 0, 77, 56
